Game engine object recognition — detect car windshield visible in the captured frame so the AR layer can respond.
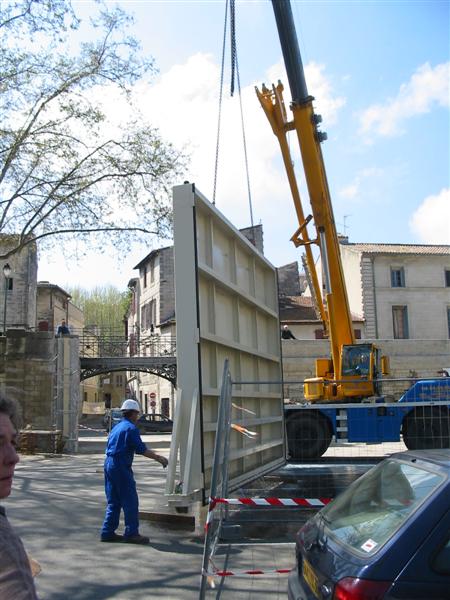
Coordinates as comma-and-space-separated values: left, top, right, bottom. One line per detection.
320, 459, 444, 556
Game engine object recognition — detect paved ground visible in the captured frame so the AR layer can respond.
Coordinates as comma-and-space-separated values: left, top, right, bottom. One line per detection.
6, 448, 209, 600
4, 431, 405, 600
5, 440, 294, 600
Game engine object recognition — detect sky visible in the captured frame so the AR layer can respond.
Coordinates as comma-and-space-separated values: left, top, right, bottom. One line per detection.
38, 0, 450, 291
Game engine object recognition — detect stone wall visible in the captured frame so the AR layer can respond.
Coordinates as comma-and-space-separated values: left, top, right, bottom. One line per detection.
0, 330, 56, 427
0, 330, 80, 452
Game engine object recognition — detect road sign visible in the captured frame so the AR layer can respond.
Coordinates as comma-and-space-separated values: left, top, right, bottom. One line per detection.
149, 392, 156, 399
150, 400, 156, 408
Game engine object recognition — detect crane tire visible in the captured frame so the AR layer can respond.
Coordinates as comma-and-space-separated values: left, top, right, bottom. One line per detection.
403, 406, 450, 450
286, 413, 331, 460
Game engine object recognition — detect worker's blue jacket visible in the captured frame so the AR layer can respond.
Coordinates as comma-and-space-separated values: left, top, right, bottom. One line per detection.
102, 418, 148, 538
105, 419, 147, 467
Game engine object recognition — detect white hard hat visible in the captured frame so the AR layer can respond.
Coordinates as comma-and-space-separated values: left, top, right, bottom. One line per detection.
120, 399, 140, 412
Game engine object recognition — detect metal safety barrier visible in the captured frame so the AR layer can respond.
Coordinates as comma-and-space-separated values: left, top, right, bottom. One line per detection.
199, 360, 233, 598
198, 361, 332, 596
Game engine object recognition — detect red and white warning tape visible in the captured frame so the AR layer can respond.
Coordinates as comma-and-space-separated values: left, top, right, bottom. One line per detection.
204, 495, 332, 532
78, 424, 106, 433
204, 567, 293, 578
212, 497, 332, 508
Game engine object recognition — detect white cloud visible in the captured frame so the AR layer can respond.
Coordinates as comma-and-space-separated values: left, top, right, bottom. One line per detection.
338, 167, 384, 201
137, 54, 345, 219
359, 62, 450, 138
339, 183, 358, 200
409, 188, 450, 244
39, 53, 348, 287
266, 60, 346, 125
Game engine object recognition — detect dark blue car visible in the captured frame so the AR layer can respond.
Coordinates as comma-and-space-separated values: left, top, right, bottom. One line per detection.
288, 450, 450, 600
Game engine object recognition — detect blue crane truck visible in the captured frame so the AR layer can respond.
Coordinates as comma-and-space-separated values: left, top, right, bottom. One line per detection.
285, 378, 450, 459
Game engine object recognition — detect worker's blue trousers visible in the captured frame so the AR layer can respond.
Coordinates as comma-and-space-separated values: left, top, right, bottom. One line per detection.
101, 457, 139, 537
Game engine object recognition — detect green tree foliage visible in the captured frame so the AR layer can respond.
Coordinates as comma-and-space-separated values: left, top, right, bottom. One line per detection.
68, 285, 131, 331
0, 0, 187, 260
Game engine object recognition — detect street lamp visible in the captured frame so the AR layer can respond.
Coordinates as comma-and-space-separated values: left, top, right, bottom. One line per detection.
3, 263, 11, 335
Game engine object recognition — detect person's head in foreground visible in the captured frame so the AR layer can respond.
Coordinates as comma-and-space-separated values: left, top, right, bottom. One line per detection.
0, 395, 20, 500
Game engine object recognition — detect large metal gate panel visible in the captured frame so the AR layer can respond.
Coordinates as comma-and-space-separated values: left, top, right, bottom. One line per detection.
169, 183, 285, 504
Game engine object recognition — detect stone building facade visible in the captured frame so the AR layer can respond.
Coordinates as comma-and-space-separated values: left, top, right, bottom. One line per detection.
0, 237, 37, 331
338, 242, 450, 340
36, 282, 84, 333
36, 282, 100, 410
127, 246, 176, 416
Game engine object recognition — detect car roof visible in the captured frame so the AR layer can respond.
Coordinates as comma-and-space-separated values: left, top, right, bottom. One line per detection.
390, 449, 450, 470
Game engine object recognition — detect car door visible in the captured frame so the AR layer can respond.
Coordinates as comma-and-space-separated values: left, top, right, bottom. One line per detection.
388, 508, 450, 599
139, 415, 153, 433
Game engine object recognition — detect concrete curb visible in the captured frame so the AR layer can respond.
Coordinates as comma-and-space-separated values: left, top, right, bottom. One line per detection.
139, 510, 195, 529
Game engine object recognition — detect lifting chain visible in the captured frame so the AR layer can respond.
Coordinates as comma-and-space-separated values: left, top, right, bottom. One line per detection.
213, 0, 255, 233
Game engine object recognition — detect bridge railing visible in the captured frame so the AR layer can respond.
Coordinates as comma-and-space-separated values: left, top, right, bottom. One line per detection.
73, 329, 176, 359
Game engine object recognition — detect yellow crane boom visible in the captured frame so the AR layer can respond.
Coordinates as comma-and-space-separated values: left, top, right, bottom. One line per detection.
257, 0, 388, 402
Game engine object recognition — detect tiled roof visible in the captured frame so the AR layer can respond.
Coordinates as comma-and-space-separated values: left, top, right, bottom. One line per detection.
279, 295, 317, 322
37, 282, 71, 299
133, 245, 172, 270
344, 243, 450, 255
279, 294, 364, 323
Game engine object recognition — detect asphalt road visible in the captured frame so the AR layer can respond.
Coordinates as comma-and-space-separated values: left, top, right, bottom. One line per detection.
4, 437, 405, 600
5, 450, 294, 600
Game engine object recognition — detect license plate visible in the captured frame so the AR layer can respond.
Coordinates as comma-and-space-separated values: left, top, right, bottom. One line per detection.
302, 558, 319, 598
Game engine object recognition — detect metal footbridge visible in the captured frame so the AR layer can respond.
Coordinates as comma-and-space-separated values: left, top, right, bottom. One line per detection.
77, 330, 176, 385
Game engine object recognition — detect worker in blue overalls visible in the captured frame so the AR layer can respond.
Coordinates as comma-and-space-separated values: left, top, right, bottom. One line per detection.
100, 399, 168, 544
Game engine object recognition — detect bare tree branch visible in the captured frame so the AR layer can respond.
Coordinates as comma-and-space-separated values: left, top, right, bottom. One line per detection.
0, 0, 188, 260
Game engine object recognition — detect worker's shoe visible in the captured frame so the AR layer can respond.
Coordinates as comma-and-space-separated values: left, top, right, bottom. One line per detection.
123, 533, 150, 545
100, 532, 123, 543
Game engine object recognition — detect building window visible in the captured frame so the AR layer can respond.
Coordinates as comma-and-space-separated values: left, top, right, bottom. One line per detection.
143, 266, 147, 288
445, 270, 450, 287
116, 374, 123, 387
392, 306, 409, 339
150, 298, 156, 327
84, 392, 87, 402
391, 267, 405, 288
314, 329, 325, 339
7, 278, 13, 291
354, 329, 362, 339
150, 258, 155, 284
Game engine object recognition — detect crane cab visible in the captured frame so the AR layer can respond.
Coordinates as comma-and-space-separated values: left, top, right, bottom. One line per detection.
304, 344, 388, 402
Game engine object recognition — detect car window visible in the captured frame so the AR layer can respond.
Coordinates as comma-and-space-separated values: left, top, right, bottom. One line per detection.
432, 535, 450, 575
321, 459, 444, 557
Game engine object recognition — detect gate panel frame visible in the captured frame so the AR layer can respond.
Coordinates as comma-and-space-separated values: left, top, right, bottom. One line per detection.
167, 183, 285, 506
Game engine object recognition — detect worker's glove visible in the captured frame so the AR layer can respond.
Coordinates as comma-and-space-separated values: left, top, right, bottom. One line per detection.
159, 455, 168, 469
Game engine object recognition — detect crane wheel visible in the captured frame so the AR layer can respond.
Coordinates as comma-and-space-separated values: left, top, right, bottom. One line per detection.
286, 413, 332, 460
403, 406, 450, 450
